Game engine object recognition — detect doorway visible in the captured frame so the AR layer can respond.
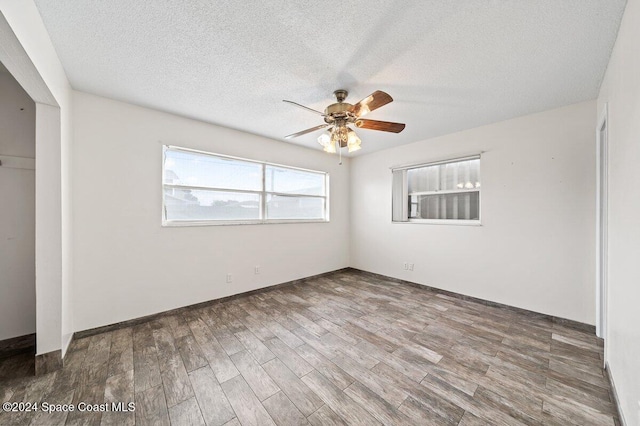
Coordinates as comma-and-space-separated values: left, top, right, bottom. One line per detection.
0, 9, 66, 372
596, 105, 608, 342
0, 60, 37, 377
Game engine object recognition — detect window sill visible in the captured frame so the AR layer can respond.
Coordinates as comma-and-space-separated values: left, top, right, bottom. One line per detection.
395, 219, 482, 226
162, 219, 330, 227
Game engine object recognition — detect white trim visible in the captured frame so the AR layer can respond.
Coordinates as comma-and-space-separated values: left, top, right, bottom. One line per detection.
61, 332, 73, 358
162, 145, 167, 225
595, 103, 608, 346
404, 219, 482, 226
163, 184, 262, 194
163, 218, 329, 227
324, 173, 331, 222
0, 154, 35, 170
409, 188, 480, 196
605, 362, 627, 426
390, 153, 482, 171
163, 183, 326, 199
260, 163, 266, 221
266, 191, 326, 199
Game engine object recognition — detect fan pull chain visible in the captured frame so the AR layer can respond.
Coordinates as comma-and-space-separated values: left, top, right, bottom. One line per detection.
339, 144, 342, 165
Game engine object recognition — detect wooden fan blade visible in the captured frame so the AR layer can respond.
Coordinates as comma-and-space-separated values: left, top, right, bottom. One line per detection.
351, 90, 393, 117
355, 119, 405, 133
283, 100, 325, 116
284, 124, 330, 139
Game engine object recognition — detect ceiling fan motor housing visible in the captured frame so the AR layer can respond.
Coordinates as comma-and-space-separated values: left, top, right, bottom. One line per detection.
324, 102, 356, 124
325, 90, 356, 124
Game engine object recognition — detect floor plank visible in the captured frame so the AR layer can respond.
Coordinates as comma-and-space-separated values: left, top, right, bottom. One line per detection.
102, 369, 135, 426
230, 350, 280, 401
307, 405, 346, 426
262, 391, 309, 426
220, 375, 276, 426
175, 334, 208, 373
132, 325, 162, 394
235, 330, 276, 365
264, 338, 314, 378
134, 384, 170, 426
301, 370, 382, 426
189, 318, 239, 384
262, 358, 323, 416
188, 366, 235, 426
168, 397, 206, 426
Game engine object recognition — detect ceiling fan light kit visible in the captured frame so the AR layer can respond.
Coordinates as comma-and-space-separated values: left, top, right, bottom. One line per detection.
283, 89, 405, 158
317, 127, 361, 154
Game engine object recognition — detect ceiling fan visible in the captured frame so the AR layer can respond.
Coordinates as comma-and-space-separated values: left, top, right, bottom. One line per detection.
283, 90, 405, 154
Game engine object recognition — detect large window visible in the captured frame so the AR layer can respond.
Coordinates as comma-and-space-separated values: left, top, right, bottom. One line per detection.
162, 146, 329, 225
392, 155, 480, 224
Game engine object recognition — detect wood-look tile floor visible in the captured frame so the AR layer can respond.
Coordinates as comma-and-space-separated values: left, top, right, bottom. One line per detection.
0, 270, 618, 425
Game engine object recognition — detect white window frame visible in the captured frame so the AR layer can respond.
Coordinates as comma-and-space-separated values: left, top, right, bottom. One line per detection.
162, 145, 330, 226
392, 154, 481, 226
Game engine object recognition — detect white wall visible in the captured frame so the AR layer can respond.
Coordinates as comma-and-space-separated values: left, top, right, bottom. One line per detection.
0, 1, 73, 355
72, 91, 349, 332
0, 71, 35, 158
0, 71, 36, 341
351, 100, 596, 324
597, 0, 640, 423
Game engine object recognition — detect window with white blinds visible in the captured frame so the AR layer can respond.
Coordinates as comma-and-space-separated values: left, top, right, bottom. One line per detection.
392, 155, 481, 224
162, 146, 329, 225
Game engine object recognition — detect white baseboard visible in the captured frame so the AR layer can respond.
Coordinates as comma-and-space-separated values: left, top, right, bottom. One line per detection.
605, 361, 627, 426
61, 333, 73, 359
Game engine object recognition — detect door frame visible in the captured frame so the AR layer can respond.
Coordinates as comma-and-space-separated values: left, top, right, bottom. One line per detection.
595, 103, 608, 344
0, 10, 64, 361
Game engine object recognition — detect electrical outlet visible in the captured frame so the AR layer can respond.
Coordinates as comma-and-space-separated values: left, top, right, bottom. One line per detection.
254, 266, 260, 274
403, 262, 408, 270
409, 263, 414, 271
226, 273, 232, 283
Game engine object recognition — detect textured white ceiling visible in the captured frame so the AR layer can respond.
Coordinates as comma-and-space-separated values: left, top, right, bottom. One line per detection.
34, 0, 626, 155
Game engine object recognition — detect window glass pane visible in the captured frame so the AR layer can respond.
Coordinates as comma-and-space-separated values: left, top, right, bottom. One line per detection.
447, 158, 480, 191
164, 149, 262, 191
164, 188, 260, 221
265, 166, 325, 196
409, 191, 479, 220
266, 195, 324, 220
407, 165, 439, 193
407, 158, 480, 192
162, 147, 329, 224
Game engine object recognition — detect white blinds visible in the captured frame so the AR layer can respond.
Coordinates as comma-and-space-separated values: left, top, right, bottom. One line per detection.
392, 169, 408, 222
